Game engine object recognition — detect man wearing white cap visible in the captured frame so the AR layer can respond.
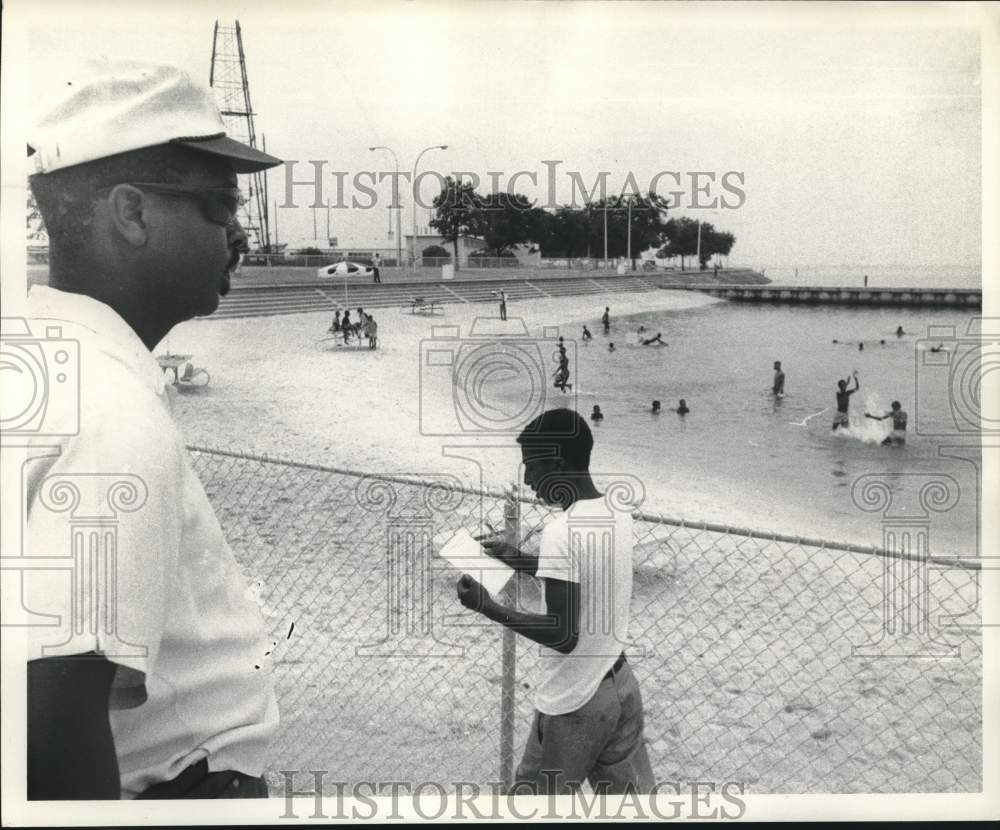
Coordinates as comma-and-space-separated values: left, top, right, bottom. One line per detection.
24, 61, 282, 799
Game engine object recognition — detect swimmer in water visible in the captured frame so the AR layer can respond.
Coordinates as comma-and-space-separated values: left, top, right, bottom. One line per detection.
858, 342, 864, 351
637, 325, 647, 335
582, 325, 593, 341
642, 332, 666, 346
895, 326, 905, 338
590, 405, 604, 422
676, 399, 689, 415
651, 400, 661, 414
832, 371, 860, 430
608, 342, 615, 352
553, 365, 572, 392
553, 347, 572, 392
772, 360, 785, 396
866, 401, 908, 446
880, 339, 886, 346
929, 343, 944, 353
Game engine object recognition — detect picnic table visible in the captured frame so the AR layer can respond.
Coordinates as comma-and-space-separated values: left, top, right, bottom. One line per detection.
402, 296, 443, 315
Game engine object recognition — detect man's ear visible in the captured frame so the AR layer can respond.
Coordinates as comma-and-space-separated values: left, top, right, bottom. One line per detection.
106, 185, 148, 247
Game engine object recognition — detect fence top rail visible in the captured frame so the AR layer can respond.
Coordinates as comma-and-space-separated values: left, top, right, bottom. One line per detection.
187, 444, 979, 569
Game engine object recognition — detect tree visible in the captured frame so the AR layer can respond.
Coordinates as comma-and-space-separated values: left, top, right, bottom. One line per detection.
421, 244, 450, 263
657, 217, 736, 270
658, 217, 699, 269
530, 191, 671, 259
476, 192, 545, 256
699, 227, 735, 269
430, 177, 482, 268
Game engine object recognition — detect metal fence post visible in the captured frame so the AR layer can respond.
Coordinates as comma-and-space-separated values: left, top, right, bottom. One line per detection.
499, 483, 519, 790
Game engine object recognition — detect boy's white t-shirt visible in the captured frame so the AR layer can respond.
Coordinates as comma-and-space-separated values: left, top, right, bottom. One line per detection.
533, 496, 634, 715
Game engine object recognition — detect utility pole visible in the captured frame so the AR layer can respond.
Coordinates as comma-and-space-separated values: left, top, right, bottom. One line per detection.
273, 199, 279, 250
696, 219, 702, 269
603, 201, 608, 264
626, 196, 632, 269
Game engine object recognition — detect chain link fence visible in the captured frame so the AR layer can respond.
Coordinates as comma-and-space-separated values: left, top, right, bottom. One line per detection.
189, 446, 982, 794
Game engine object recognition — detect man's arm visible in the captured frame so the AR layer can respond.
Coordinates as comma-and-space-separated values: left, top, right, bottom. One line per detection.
458, 576, 580, 654
28, 653, 120, 800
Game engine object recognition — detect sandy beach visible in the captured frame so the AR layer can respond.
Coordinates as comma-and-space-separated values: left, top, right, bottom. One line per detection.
167, 289, 721, 489
172, 289, 981, 794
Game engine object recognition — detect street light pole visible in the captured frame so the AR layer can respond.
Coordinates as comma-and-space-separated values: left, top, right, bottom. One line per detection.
412, 144, 448, 271
369, 145, 403, 267
695, 218, 702, 270
626, 196, 632, 269
603, 201, 608, 265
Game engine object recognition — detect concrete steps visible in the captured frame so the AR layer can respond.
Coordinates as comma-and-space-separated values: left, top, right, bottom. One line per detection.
209, 274, 686, 320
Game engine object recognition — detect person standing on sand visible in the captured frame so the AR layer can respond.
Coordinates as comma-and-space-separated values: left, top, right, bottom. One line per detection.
601, 306, 610, 335
23, 61, 280, 799
832, 372, 860, 430
459, 409, 654, 795
772, 361, 785, 396
499, 288, 508, 321
372, 252, 382, 284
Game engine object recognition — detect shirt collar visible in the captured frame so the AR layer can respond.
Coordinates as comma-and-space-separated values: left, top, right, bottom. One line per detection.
26, 285, 169, 397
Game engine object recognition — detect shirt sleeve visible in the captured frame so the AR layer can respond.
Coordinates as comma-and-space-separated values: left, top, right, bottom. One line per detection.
534, 514, 580, 585
23, 392, 183, 706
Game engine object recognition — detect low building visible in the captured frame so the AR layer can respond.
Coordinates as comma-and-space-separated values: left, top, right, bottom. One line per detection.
404, 233, 486, 266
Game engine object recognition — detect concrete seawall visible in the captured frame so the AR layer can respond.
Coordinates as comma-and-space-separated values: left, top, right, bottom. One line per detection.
673, 284, 981, 308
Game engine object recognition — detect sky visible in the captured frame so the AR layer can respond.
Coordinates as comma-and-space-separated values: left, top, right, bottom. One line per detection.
17, 0, 986, 269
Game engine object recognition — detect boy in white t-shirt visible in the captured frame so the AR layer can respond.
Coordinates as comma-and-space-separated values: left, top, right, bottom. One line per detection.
457, 408, 653, 794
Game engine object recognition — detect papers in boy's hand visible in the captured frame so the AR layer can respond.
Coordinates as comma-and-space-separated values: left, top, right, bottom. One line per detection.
437, 528, 514, 596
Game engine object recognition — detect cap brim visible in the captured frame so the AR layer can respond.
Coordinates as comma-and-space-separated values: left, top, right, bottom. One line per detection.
172, 135, 282, 173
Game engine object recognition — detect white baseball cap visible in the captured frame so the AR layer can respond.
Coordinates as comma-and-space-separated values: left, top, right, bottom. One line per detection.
28, 60, 281, 175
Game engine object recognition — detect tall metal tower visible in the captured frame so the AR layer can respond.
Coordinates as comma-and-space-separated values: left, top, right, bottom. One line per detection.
209, 20, 271, 250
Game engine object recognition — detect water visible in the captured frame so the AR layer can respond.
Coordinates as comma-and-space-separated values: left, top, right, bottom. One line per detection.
757, 264, 981, 290
498, 301, 983, 556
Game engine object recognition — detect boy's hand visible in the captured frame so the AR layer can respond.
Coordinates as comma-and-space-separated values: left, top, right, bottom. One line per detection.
457, 575, 490, 612
475, 531, 523, 565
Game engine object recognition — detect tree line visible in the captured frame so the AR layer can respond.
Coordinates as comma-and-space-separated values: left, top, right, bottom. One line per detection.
429, 176, 735, 269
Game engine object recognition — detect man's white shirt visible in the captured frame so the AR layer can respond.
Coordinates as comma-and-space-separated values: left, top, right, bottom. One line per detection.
21, 286, 278, 798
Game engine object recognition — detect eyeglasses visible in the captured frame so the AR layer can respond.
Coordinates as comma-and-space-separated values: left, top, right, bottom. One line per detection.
98, 182, 244, 226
